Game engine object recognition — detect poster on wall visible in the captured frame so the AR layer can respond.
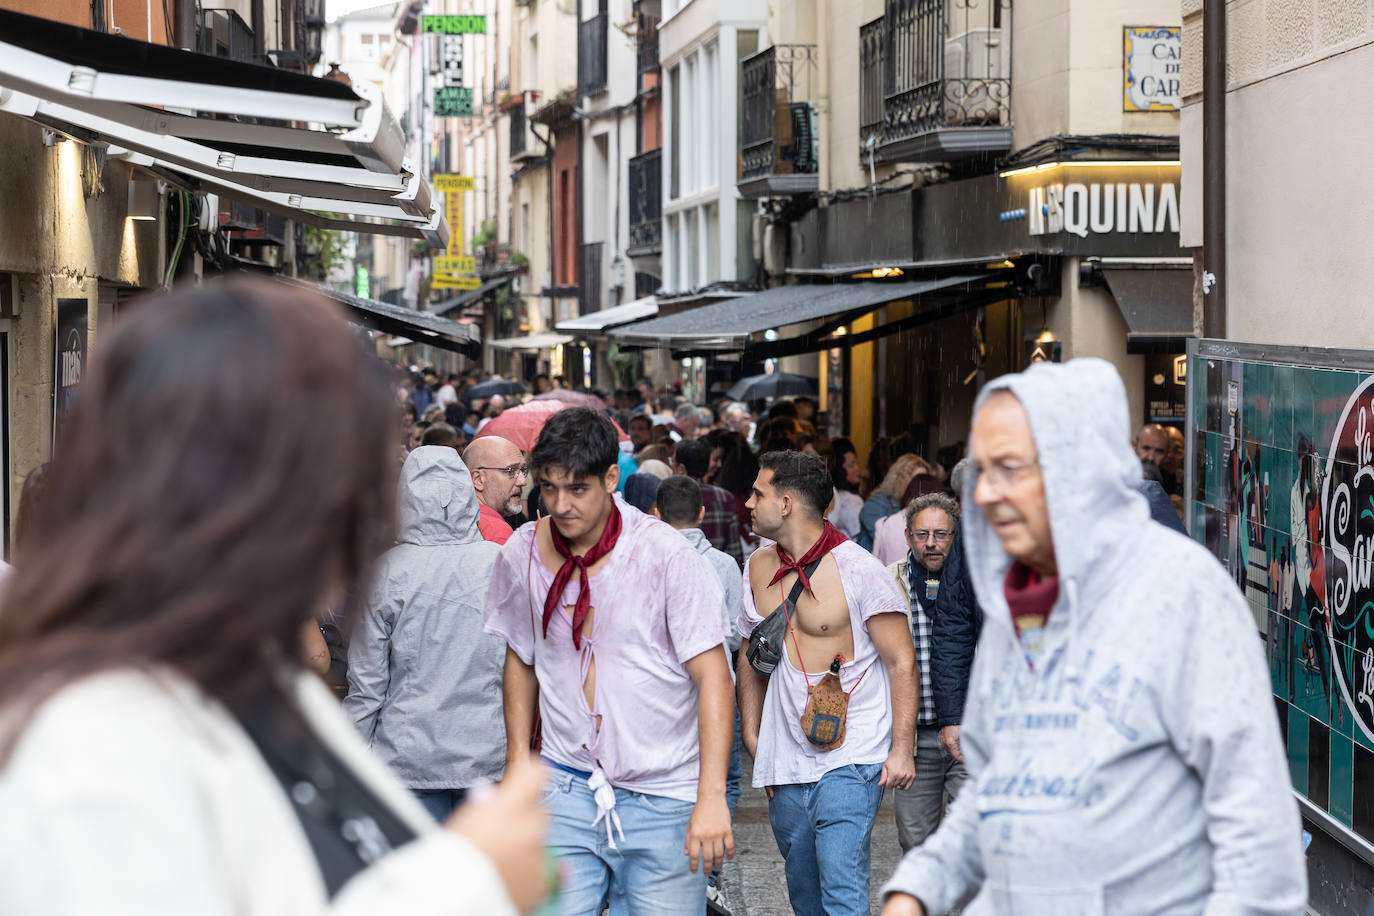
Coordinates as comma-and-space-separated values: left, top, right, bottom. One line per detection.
1189, 342, 1374, 847
53, 297, 88, 450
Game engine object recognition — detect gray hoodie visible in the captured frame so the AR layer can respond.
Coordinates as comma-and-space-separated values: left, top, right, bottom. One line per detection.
883, 359, 1305, 915
345, 446, 506, 789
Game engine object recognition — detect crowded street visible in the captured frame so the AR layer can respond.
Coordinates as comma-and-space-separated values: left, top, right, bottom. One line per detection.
0, 0, 1372, 914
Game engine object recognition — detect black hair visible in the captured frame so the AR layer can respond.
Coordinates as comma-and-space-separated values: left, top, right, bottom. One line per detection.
420, 423, 462, 448
530, 407, 619, 480
675, 438, 712, 479
830, 437, 859, 493
713, 432, 760, 498
793, 396, 817, 409
769, 400, 799, 420
443, 402, 464, 427
656, 475, 703, 527
628, 414, 653, 430
760, 450, 833, 516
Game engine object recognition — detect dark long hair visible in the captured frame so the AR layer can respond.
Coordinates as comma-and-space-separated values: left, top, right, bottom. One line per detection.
0, 277, 396, 750
830, 437, 860, 494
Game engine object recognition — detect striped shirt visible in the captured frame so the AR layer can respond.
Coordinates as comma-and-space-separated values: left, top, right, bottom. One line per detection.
905, 553, 939, 726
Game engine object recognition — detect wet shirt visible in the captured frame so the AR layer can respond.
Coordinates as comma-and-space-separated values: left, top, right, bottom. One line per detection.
739, 540, 906, 787
483, 498, 728, 802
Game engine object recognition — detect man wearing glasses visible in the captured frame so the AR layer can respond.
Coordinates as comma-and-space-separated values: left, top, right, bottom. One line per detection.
463, 435, 528, 546
880, 359, 1303, 916
886, 492, 966, 853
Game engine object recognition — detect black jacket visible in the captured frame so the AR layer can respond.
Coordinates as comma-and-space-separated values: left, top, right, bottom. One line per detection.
930, 530, 982, 727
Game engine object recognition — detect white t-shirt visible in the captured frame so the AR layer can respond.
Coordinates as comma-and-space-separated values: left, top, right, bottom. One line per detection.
738, 540, 907, 786
436, 384, 458, 407
828, 489, 863, 540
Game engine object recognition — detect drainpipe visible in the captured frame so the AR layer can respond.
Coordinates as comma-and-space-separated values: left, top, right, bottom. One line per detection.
1202, 0, 1226, 338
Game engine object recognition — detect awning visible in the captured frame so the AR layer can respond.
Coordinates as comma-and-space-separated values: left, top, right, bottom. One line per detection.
488, 333, 575, 351
556, 296, 658, 334
434, 274, 518, 316
1101, 268, 1195, 351
0, 9, 444, 246
288, 279, 480, 356
609, 276, 983, 350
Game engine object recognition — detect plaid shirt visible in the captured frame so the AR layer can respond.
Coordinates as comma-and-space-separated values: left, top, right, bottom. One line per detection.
699, 483, 743, 566
905, 553, 939, 726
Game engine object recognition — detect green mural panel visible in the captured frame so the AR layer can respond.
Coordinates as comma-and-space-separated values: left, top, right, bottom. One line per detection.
1189, 350, 1374, 839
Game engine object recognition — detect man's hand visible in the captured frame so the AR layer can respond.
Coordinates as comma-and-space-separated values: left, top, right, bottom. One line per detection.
447, 759, 548, 914
684, 794, 734, 874
879, 748, 916, 790
880, 892, 927, 916
940, 724, 963, 763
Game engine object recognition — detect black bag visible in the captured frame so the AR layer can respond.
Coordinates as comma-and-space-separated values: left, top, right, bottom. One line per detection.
746, 557, 822, 675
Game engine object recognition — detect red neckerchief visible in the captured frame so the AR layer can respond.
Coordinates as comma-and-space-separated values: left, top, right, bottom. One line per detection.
768, 521, 848, 596
543, 503, 623, 649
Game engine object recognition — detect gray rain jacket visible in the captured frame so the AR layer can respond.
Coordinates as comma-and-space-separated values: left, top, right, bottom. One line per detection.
345, 446, 506, 789
883, 359, 1305, 915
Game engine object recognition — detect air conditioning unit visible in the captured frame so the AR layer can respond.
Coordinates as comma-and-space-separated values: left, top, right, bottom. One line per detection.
943, 28, 1005, 126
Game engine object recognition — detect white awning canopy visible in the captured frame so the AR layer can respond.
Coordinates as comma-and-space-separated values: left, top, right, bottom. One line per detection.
556, 296, 659, 333
0, 8, 444, 246
487, 333, 575, 351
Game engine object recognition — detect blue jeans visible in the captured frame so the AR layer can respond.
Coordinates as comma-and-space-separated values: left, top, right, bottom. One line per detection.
768, 762, 886, 916
726, 705, 744, 818
412, 787, 467, 822
543, 767, 705, 916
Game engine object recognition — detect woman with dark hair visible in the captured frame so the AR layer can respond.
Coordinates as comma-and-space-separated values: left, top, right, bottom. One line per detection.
828, 437, 864, 540
712, 431, 761, 555
0, 278, 545, 915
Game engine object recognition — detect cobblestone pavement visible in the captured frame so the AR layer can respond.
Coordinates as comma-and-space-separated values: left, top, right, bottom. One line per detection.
714, 756, 907, 916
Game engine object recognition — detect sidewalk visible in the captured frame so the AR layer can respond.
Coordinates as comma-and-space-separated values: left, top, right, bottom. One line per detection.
715, 756, 907, 916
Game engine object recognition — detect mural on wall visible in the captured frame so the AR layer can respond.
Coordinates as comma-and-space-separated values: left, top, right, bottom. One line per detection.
1190, 350, 1374, 843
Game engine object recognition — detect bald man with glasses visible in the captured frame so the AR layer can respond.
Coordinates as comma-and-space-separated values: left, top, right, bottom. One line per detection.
886, 492, 968, 853
464, 436, 528, 546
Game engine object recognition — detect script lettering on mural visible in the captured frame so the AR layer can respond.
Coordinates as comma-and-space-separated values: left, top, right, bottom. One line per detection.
1323, 376, 1374, 740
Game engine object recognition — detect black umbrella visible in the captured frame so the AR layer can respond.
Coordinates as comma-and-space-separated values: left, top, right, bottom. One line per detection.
461, 378, 530, 403
726, 372, 817, 401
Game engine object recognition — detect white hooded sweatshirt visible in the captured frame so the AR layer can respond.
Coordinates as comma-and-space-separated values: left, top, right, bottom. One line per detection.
882, 358, 1306, 915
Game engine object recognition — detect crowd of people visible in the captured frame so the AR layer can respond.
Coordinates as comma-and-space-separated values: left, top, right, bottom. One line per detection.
0, 276, 1309, 916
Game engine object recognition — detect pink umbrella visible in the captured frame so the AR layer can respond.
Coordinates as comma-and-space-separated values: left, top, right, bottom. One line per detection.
473, 399, 629, 452
531, 389, 610, 410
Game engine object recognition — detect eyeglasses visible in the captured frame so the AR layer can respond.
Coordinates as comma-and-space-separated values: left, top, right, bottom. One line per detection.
476, 464, 529, 479
971, 458, 1039, 493
909, 529, 953, 543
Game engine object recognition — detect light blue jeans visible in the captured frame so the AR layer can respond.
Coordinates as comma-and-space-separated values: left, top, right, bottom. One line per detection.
767, 761, 886, 916
543, 767, 705, 916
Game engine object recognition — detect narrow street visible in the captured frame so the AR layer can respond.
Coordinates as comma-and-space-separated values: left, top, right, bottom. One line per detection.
717, 757, 907, 916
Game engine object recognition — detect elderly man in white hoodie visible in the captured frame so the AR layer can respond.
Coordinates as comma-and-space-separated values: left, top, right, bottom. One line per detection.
881, 359, 1305, 916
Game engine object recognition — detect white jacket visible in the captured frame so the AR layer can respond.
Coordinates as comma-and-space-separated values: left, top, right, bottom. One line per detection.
0, 667, 517, 916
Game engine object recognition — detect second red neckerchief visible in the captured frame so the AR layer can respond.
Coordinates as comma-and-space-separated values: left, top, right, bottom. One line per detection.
768, 520, 847, 596
543, 503, 624, 649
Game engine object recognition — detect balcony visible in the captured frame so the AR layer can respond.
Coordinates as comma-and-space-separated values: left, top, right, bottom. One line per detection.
580, 242, 604, 318
510, 102, 532, 160
637, 12, 660, 74
875, 0, 1011, 163
738, 44, 819, 199
578, 13, 609, 97
628, 149, 662, 255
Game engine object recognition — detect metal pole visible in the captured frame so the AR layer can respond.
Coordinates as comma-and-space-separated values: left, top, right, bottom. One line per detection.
1202, 0, 1227, 338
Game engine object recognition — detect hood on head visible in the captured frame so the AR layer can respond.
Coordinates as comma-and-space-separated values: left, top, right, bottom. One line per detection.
396, 445, 483, 546
962, 358, 1149, 629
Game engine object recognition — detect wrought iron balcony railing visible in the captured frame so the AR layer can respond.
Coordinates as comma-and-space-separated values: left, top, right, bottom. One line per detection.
578, 13, 609, 97
628, 148, 662, 253
875, 0, 1012, 162
580, 242, 604, 317
738, 44, 819, 197
637, 12, 660, 74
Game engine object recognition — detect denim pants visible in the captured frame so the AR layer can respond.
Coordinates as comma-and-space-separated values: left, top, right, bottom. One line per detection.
768, 762, 885, 916
411, 788, 467, 822
543, 768, 705, 916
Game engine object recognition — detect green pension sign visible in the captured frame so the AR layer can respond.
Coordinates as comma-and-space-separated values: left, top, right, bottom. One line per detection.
434, 86, 473, 117
422, 15, 486, 34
